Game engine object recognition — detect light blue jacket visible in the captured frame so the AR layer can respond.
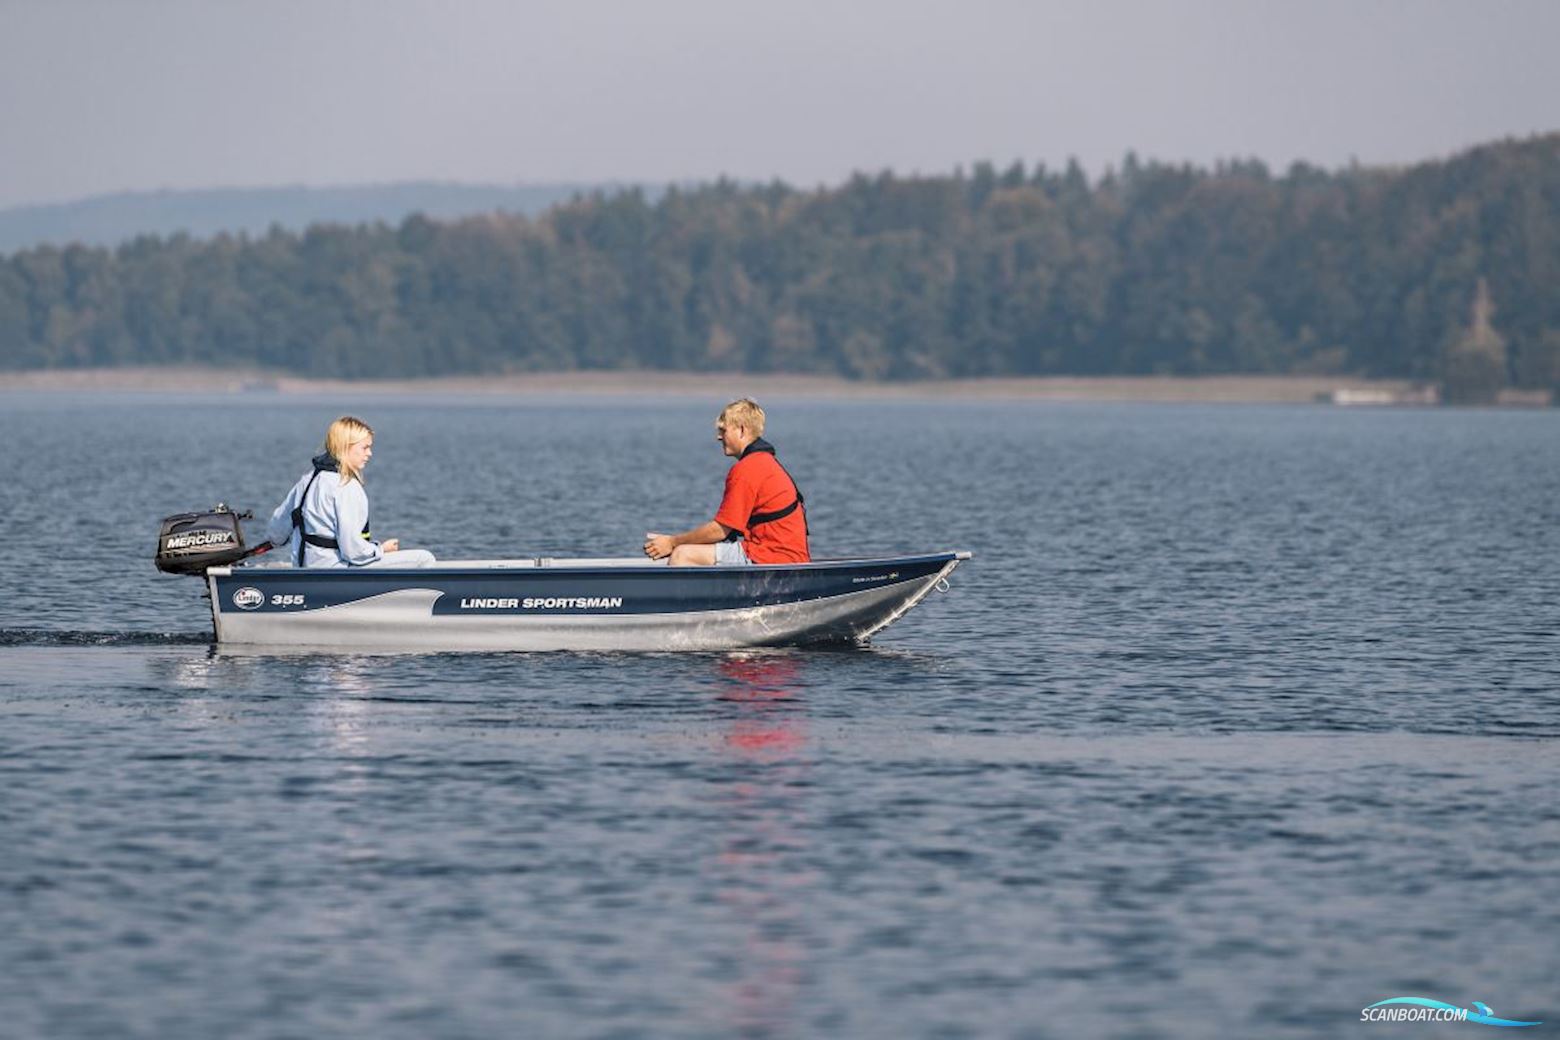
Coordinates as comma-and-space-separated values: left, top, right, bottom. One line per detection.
265, 456, 383, 568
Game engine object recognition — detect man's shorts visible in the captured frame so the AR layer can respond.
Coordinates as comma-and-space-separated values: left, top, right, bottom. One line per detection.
714, 539, 751, 566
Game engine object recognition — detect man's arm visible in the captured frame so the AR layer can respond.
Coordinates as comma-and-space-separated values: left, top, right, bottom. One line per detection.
644, 520, 733, 561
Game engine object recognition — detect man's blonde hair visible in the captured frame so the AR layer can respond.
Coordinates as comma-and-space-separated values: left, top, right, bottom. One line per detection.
324, 415, 373, 484
718, 398, 766, 437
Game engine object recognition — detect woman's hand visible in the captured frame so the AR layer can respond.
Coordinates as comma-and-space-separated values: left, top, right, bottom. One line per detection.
381, 538, 401, 554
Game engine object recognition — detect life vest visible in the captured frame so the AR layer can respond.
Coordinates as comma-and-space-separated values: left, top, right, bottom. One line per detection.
291, 454, 371, 566
725, 438, 808, 542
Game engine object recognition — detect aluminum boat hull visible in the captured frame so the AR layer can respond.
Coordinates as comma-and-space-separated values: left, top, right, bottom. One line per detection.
205, 552, 971, 651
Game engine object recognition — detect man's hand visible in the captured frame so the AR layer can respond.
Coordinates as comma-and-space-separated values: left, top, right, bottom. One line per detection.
644, 532, 674, 560
381, 538, 401, 554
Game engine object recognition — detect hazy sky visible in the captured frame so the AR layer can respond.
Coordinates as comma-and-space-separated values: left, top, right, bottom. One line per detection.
2, 0, 1556, 209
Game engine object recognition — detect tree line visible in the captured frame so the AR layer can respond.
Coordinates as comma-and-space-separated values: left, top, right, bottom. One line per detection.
1, 134, 1557, 392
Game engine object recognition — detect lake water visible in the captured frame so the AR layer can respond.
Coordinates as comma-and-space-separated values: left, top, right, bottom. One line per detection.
1, 393, 1556, 1039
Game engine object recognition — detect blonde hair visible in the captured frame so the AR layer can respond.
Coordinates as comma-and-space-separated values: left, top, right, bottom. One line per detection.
718, 398, 766, 437
324, 415, 373, 484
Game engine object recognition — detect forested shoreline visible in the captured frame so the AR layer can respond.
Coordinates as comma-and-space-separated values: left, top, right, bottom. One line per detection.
1, 135, 1556, 391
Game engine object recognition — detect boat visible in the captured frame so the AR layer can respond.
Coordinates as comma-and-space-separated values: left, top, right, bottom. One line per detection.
155, 504, 971, 651
202, 552, 972, 651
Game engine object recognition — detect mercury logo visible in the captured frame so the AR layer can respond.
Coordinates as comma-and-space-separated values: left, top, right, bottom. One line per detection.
166, 530, 234, 550
232, 587, 264, 610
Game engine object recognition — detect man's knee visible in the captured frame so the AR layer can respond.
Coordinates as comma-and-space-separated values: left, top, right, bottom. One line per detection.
668, 544, 713, 566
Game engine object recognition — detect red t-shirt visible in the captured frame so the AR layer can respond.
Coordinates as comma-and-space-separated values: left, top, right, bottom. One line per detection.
714, 451, 810, 564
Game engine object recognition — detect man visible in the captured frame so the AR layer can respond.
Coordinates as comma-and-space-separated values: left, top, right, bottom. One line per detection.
644, 398, 810, 566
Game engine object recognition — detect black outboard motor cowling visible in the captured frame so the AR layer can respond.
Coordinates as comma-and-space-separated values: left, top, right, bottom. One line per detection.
155, 504, 258, 575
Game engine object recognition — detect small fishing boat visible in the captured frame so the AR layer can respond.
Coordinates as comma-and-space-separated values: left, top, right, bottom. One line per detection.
206, 552, 970, 651
157, 505, 972, 651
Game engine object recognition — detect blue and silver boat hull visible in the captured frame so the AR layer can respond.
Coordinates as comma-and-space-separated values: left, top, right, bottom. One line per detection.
205, 552, 970, 651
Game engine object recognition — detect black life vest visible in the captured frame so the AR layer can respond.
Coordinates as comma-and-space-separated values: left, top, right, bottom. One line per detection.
291, 454, 371, 566
725, 438, 809, 542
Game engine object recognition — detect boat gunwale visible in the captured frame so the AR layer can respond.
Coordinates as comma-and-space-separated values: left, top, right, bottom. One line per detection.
208, 550, 973, 579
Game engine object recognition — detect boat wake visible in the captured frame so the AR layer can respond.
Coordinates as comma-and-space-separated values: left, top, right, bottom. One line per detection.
0, 628, 211, 648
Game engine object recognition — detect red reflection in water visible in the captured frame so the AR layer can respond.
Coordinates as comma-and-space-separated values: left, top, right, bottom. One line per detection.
719, 654, 807, 759
712, 654, 812, 1036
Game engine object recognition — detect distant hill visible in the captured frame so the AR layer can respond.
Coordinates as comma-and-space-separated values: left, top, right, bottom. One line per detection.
3, 136, 1557, 390
0, 182, 622, 252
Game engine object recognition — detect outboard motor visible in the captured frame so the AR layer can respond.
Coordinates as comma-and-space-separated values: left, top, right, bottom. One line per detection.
155, 503, 268, 576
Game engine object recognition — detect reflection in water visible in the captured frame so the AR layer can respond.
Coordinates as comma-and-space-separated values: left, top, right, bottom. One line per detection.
155, 648, 388, 878
719, 653, 810, 759
157, 649, 384, 754
298, 657, 381, 765
711, 653, 813, 1038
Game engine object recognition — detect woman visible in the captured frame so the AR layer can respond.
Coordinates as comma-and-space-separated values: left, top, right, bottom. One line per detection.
265, 416, 435, 568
